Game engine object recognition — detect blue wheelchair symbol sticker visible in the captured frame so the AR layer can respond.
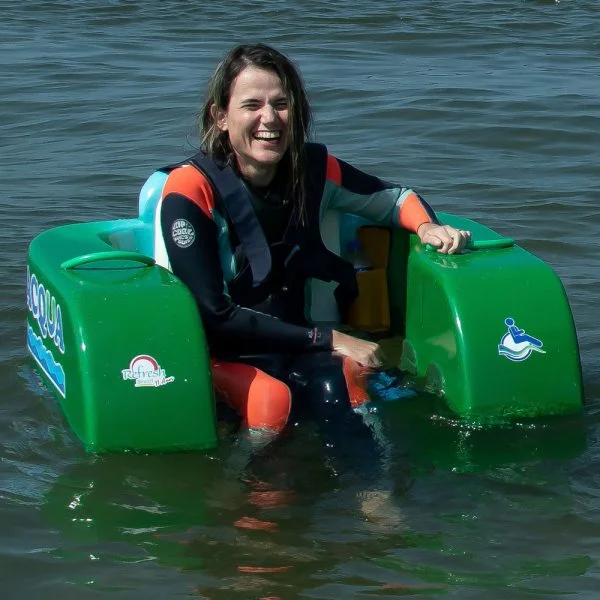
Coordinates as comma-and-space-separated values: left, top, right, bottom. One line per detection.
498, 318, 546, 362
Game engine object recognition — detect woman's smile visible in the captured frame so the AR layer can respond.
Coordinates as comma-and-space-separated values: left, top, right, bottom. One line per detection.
253, 130, 282, 141
216, 66, 289, 186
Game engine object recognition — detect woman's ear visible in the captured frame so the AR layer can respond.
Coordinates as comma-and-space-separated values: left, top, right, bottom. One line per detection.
211, 104, 228, 132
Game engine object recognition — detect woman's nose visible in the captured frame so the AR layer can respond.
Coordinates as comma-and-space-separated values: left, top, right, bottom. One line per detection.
260, 104, 278, 123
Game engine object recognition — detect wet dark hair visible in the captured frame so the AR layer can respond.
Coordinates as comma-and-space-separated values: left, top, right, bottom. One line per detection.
201, 44, 312, 221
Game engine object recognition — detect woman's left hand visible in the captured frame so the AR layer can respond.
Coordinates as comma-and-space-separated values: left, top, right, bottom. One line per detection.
417, 223, 471, 254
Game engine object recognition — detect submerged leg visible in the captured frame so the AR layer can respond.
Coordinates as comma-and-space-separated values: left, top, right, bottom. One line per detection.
286, 353, 387, 475
211, 359, 293, 472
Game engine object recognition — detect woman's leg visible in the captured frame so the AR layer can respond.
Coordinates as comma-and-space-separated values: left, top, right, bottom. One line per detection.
285, 352, 391, 478
286, 352, 370, 415
210, 359, 292, 434
286, 353, 372, 437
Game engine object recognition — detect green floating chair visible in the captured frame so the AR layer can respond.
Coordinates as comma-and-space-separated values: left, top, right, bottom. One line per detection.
26, 170, 583, 452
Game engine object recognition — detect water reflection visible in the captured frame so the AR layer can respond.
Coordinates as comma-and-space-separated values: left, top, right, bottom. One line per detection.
41, 395, 587, 597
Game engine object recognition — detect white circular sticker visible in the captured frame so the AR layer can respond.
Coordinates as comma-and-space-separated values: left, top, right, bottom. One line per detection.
171, 218, 195, 248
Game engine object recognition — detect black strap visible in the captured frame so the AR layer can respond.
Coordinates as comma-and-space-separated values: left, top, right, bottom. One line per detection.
185, 146, 357, 319
286, 143, 359, 320
189, 154, 272, 288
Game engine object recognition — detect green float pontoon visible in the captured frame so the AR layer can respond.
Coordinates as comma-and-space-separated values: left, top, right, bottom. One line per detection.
26, 172, 583, 452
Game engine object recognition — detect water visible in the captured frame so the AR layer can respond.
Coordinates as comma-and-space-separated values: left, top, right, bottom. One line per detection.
2, 0, 600, 597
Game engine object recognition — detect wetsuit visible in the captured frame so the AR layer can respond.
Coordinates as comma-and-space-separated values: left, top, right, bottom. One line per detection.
154, 143, 436, 434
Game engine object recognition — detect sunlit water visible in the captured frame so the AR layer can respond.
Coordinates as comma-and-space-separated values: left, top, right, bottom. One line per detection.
2, 1, 600, 598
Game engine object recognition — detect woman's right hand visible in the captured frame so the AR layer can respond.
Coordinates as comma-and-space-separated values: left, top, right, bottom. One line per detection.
331, 330, 384, 368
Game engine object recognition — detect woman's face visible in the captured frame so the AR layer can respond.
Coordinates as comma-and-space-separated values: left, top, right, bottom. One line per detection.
215, 66, 290, 186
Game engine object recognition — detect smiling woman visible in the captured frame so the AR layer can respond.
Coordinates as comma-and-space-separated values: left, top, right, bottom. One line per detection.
153, 43, 470, 440
212, 66, 290, 186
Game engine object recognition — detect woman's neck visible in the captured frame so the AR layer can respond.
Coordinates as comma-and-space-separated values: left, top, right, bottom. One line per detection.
236, 159, 277, 188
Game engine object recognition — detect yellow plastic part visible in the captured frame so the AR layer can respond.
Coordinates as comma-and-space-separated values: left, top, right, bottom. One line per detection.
347, 226, 391, 332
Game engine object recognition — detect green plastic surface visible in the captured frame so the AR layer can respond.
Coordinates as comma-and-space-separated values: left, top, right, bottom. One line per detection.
27, 220, 217, 452
393, 212, 583, 421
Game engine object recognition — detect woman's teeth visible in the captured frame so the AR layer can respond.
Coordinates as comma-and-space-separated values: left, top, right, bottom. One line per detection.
254, 131, 281, 141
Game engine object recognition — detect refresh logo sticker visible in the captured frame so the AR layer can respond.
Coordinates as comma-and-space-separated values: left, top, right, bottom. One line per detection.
122, 355, 175, 387
498, 317, 546, 362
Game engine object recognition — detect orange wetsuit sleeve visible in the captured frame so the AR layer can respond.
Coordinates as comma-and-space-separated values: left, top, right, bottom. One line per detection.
397, 191, 437, 232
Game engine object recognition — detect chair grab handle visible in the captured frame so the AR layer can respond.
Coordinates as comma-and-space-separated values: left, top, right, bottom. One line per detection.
61, 251, 156, 270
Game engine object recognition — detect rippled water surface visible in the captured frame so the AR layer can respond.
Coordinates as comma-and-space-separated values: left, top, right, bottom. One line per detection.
2, 1, 600, 598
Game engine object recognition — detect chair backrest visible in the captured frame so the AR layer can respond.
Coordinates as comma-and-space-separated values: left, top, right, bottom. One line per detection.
136, 170, 169, 256
307, 211, 374, 325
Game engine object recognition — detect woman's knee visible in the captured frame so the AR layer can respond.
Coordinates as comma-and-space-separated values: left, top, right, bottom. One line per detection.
211, 360, 291, 433
246, 372, 291, 432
